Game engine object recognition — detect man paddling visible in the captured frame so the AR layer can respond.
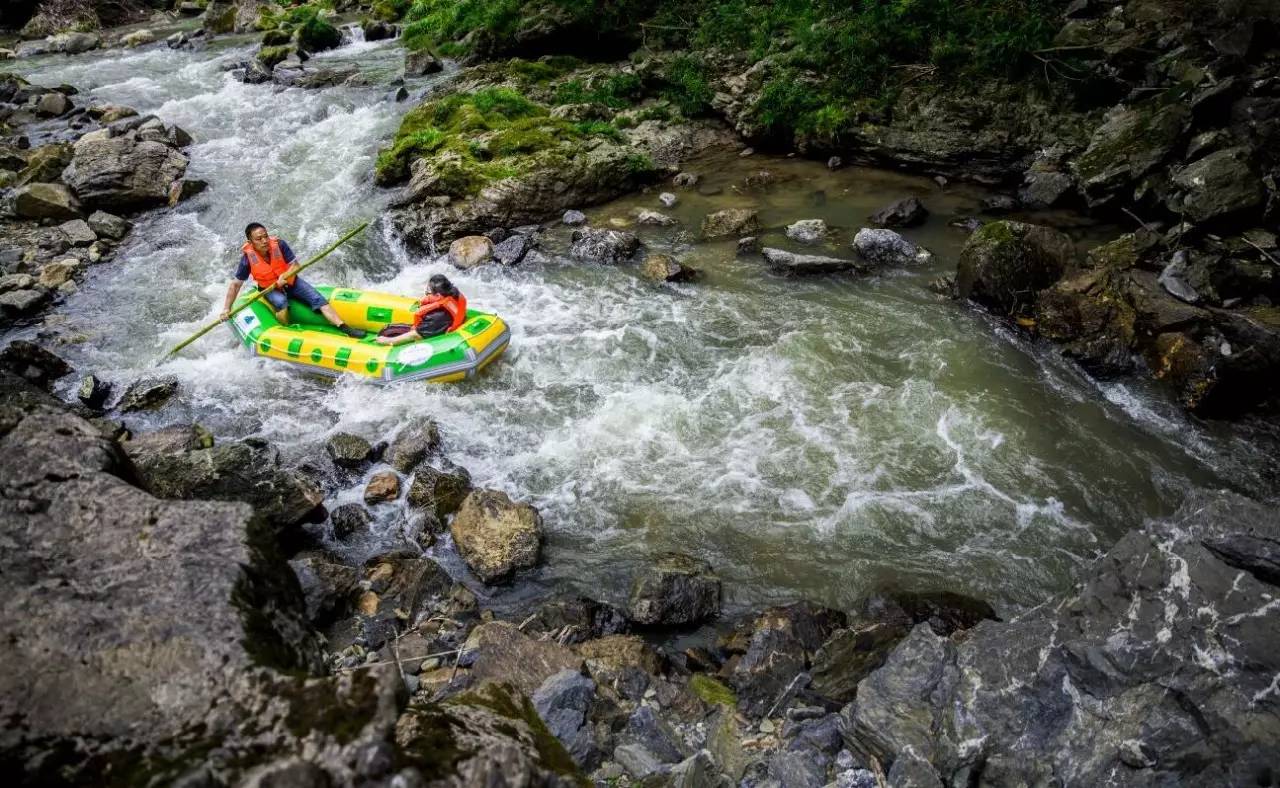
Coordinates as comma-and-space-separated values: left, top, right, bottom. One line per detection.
219, 222, 366, 338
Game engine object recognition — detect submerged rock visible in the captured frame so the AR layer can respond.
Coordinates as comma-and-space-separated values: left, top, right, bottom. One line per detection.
626, 552, 721, 626
956, 220, 1075, 315
785, 218, 829, 244
868, 197, 928, 228
450, 489, 544, 583
330, 503, 373, 541
641, 253, 698, 282
116, 374, 178, 411
326, 432, 374, 469
852, 228, 933, 267
701, 208, 760, 239
762, 248, 861, 276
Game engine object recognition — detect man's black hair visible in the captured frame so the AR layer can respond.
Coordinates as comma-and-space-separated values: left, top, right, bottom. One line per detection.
244, 222, 266, 240
428, 274, 459, 297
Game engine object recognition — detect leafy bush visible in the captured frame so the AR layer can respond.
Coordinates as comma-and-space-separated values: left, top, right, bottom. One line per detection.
371, 0, 412, 22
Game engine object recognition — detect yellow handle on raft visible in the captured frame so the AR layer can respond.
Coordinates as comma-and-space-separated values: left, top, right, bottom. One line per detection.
164, 222, 369, 358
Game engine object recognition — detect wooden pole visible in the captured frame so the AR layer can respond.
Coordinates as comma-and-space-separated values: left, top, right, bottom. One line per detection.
164, 222, 369, 357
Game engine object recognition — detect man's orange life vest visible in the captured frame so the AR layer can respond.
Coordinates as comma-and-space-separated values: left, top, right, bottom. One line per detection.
241, 237, 295, 289
413, 292, 467, 333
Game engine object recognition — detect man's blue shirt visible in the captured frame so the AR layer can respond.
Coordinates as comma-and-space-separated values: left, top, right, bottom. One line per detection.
234, 238, 297, 281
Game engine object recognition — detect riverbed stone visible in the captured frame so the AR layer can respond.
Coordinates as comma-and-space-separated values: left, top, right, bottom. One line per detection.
956, 220, 1075, 315
762, 248, 860, 276
57, 219, 97, 247
450, 489, 544, 583
330, 503, 373, 541
16, 143, 72, 186
641, 253, 698, 283
87, 210, 131, 241
76, 374, 112, 410
809, 622, 910, 705
0, 340, 71, 389
447, 235, 494, 268
404, 49, 443, 77
388, 419, 440, 473
37, 258, 83, 288
326, 432, 374, 469
731, 602, 847, 718
785, 219, 829, 244
852, 228, 933, 267
571, 228, 640, 263
563, 209, 587, 225
637, 209, 678, 226
701, 208, 760, 239
1168, 146, 1264, 224
522, 596, 630, 645
116, 374, 178, 411
626, 552, 721, 626
462, 621, 583, 695
364, 471, 401, 504
621, 704, 687, 765
1033, 265, 1137, 377
14, 182, 82, 220
869, 197, 928, 228
493, 233, 534, 265
289, 555, 361, 627
533, 669, 601, 769
406, 461, 472, 519
64, 132, 190, 212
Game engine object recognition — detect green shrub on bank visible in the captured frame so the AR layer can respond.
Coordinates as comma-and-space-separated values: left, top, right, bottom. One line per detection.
371, 0, 412, 22
375, 87, 627, 188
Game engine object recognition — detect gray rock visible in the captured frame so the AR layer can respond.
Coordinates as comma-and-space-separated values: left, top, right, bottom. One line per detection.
76, 374, 111, 410
638, 209, 678, 226
621, 704, 687, 764
834, 768, 877, 788
627, 552, 721, 626
289, 555, 360, 626
785, 219, 829, 244
493, 233, 534, 265
1072, 102, 1190, 207
810, 622, 909, 704
570, 228, 640, 264
461, 621, 583, 695
956, 220, 1075, 315
827, 156, 844, 170
852, 228, 933, 267
116, 374, 178, 412
1019, 170, 1074, 209
673, 172, 699, 187
766, 749, 827, 788
732, 602, 845, 718
14, 182, 82, 220
522, 596, 630, 645
34, 91, 71, 118
388, 420, 440, 473
1158, 251, 1202, 303
49, 31, 100, 54
668, 750, 731, 788
84, 211, 130, 244
404, 50, 442, 77
63, 133, 190, 212
737, 236, 761, 256
58, 219, 96, 246
615, 743, 667, 779
1169, 147, 1264, 224
533, 669, 600, 768
406, 461, 472, 520
701, 208, 760, 239
330, 503, 372, 540
869, 197, 928, 228
562, 209, 587, 226
762, 248, 861, 276
326, 432, 374, 469
450, 489, 544, 583
641, 254, 699, 283
658, 192, 678, 208
0, 341, 71, 389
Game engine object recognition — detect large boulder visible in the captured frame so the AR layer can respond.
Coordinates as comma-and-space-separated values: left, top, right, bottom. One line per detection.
407, 461, 473, 520
729, 602, 847, 718
868, 197, 928, 227
13, 182, 82, 220
1072, 102, 1189, 207
461, 621, 583, 695
63, 132, 190, 212
852, 228, 933, 267
1033, 266, 1137, 377
125, 433, 325, 528
841, 491, 1280, 786
450, 489, 544, 583
448, 235, 495, 268
956, 220, 1076, 315
626, 552, 721, 626
570, 228, 640, 263
1168, 147, 1264, 225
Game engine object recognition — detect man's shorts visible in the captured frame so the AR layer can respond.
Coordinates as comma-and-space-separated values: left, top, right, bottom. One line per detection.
262, 276, 328, 312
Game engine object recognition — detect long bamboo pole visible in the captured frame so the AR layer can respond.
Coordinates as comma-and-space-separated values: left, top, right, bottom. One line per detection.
164, 222, 369, 358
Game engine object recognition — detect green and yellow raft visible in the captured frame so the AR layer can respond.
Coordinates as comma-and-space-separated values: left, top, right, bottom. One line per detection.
228, 285, 510, 383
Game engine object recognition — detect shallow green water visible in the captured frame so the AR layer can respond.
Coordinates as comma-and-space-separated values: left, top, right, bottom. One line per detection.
10, 34, 1278, 619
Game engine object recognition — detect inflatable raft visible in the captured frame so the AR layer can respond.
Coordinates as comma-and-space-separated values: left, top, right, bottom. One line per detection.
227, 285, 510, 383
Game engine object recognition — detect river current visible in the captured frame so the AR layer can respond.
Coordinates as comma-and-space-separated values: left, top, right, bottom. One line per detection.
10, 29, 1279, 619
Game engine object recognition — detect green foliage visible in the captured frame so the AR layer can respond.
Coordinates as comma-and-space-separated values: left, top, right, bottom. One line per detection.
571, 120, 624, 142
689, 674, 737, 707
660, 55, 712, 117
375, 87, 623, 188
402, 0, 526, 52
553, 73, 643, 109
371, 0, 412, 22
261, 29, 293, 46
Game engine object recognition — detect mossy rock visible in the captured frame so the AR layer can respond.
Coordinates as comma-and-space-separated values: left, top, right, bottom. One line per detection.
261, 28, 292, 47
257, 45, 292, 69
295, 13, 342, 53
689, 674, 736, 707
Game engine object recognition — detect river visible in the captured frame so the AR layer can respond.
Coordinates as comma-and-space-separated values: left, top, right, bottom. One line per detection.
9, 28, 1279, 620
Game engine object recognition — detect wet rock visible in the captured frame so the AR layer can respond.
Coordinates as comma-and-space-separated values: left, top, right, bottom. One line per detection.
406, 461, 472, 520
1033, 265, 1137, 377
49, 32, 101, 55
168, 178, 208, 206
1019, 170, 1075, 210
827, 156, 844, 170
1168, 147, 1264, 225
1072, 102, 1189, 207
562, 209, 587, 225
869, 197, 928, 228
762, 248, 860, 276
638, 209, 678, 226
673, 172, 699, 188
852, 228, 933, 267
856, 590, 996, 637
493, 233, 534, 265
126, 432, 325, 528
956, 220, 1075, 315
116, 374, 178, 411
626, 552, 721, 626
523, 596, 630, 645
809, 622, 910, 705
1144, 331, 1217, 412
731, 602, 846, 718
76, 374, 111, 410
63, 132, 190, 212
659, 192, 678, 208
396, 681, 580, 786
364, 471, 401, 504
326, 432, 374, 469
289, 555, 360, 627
450, 489, 544, 583
16, 142, 71, 186
58, 219, 96, 247
462, 622, 583, 695
330, 503, 373, 541
0, 341, 71, 389
363, 20, 397, 41
388, 419, 440, 473
701, 208, 760, 239
841, 492, 1280, 787
621, 704, 687, 765
1203, 532, 1280, 586
571, 227, 640, 264
1157, 251, 1201, 303
38, 258, 84, 288
121, 29, 156, 49
404, 50, 443, 77
355, 555, 451, 644
14, 182, 82, 220
737, 236, 761, 256
785, 219, 829, 244
533, 669, 600, 768
641, 253, 698, 283
120, 424, 213, 456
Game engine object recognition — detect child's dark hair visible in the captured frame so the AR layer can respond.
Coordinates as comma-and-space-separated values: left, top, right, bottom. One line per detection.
428, 274, 459, 297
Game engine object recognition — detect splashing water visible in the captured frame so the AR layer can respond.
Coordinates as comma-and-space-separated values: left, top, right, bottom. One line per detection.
10, 34, 1278, 618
